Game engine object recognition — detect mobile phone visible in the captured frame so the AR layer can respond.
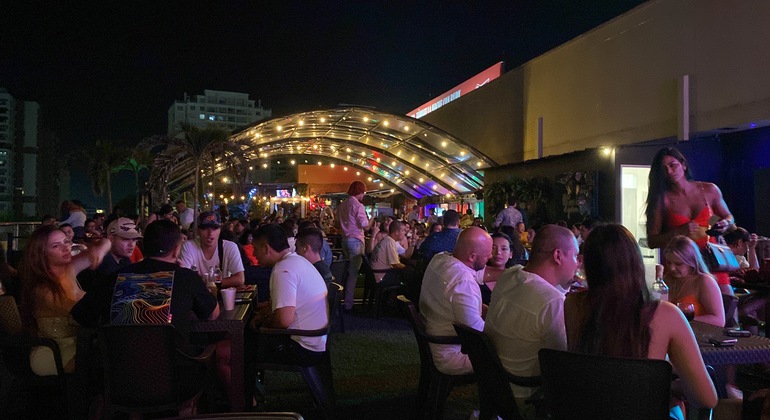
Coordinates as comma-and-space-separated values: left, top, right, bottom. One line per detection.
235, 297, 252, 304
709, 338, 737, 347
724, 328, 752, 337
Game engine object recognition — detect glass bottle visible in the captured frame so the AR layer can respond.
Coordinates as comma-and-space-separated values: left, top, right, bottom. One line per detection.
651, 264, 669, 302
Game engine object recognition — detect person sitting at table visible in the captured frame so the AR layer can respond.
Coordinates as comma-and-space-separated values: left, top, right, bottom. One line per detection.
485, 225, 577, 416
724, 226, 760, 270
479, 233, 515, 304
663, 236, 725, 327
298, 220, 333, 267
565, 224, 717, 415
417, 209, 462, 262
245, 224, 328, 406
21, 225, 111, 376
71, 220, 219, 352
296, 227, 333, 286
371, 220, 416, 288
179, 211, 245, 289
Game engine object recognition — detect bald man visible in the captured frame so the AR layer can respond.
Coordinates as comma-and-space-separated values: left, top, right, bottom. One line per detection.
484, 225, 579, 415
419, 226, 493, 375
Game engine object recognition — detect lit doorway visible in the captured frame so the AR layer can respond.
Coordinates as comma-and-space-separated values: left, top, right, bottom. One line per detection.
620, 165, 657, 285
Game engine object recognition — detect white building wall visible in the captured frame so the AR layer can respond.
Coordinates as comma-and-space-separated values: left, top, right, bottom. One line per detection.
167, 89, 272, 136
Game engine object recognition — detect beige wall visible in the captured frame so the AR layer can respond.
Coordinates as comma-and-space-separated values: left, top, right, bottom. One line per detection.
424, 0, 770, 165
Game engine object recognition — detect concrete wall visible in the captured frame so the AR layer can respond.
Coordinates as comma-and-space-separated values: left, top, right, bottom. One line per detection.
424, 0, 770, 166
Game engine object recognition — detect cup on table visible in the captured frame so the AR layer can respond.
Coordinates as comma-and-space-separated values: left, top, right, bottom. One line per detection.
676, 302, 696, 322
221, 287, 237, 311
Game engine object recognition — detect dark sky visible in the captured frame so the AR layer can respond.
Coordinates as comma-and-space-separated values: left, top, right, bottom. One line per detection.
1, 1, 646, 149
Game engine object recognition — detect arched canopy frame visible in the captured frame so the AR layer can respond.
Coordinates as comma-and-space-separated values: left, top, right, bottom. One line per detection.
229, 107, 497, 199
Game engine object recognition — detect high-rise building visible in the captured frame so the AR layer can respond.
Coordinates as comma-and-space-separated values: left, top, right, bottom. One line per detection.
0, 88, 39, 217
167, 89, 271, 136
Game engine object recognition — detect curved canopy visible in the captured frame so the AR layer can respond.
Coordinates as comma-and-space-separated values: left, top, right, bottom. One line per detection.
230, 107, 497, 199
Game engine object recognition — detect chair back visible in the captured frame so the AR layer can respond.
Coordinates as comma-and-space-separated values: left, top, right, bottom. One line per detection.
101, 324, 179, 412
538, 348, 672, 420
329, 259, 350, 284
398, 295, 433, 367
722, 293, 739, 328
454, 323, 537, 420
327, 282, 342, 329
0, 295, 22, 335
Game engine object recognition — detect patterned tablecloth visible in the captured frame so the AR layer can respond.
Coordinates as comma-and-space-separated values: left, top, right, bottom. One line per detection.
692, 320, 770, 365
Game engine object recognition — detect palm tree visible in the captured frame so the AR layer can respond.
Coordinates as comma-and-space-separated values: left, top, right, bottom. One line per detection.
82, 140, 131, 212
116, 148, 154, 217
140, 122, 244, 222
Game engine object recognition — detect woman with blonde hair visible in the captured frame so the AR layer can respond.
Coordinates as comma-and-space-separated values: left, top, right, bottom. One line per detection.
663, 235, 725, 327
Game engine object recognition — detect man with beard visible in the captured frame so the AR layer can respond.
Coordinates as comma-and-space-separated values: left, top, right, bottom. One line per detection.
419, 226, 493, 375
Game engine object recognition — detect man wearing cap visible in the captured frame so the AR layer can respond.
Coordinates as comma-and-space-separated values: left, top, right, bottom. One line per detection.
77, 217, 143, 293
179, 211, 245, 288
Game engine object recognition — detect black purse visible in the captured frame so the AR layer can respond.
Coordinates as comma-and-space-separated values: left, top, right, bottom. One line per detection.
703, 241, 740, 273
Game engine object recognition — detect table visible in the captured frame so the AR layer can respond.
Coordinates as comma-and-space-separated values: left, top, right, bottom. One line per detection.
191, 291, 254, 411
691, 321, 770, 366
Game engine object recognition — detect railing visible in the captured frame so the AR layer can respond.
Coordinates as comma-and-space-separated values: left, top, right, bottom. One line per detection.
0, 222, 40, 266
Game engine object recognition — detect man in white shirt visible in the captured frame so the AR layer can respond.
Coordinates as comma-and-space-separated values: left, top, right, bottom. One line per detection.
419, 226, 493, 375
176, 200, 195, 230
484, 225, 578, 416
178, 211, 245, 288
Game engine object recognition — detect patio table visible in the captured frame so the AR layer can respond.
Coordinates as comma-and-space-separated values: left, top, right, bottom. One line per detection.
691, 320, 770, 366
191, 291, 254, 411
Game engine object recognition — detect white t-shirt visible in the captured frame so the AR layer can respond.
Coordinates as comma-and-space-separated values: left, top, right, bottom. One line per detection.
419, 252, 484, 375
178, 208, 195, 230
371, 236, 402, 282
270, 252, 328, 352
484, 265, 567, 398
179, 239, 245, 279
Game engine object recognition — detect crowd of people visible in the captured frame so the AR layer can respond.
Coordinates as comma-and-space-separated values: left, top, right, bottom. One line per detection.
2, 145, 768, 418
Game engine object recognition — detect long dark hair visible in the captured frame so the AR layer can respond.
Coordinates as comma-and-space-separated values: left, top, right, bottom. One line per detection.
578, 224, 659, 358
645, 147, 693, 229
489, 233, 516, 268
20, 225, 67, 332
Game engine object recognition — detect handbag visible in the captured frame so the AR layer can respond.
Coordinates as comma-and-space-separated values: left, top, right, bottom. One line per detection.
704, 241, 740, 273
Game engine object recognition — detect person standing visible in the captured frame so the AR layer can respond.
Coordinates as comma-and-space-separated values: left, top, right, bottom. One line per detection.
493, 196, 523, 229
645, 146, 735, 294
336, 181, 374, 310
176, 200, 195, 230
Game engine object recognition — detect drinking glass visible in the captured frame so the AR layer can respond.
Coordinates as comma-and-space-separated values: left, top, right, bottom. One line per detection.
676, 302, 696, 322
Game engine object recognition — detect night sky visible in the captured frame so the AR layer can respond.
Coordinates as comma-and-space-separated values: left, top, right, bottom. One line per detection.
2, 1, 646, 148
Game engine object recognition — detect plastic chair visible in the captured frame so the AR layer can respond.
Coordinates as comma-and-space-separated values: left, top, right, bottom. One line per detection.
453, 323, 541, 420
722, 293, 739, 328
100, 323, 216, 418
0, 295, 68, 417
361, 255, 404, 318
329, 260, 349, 332
538, 348, 672, 420
254, 283, 336, 415
397, 295, 475, 420
326, 281, 344, 333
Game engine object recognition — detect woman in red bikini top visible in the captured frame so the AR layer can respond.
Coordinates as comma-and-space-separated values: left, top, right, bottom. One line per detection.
645, 147, 735, 295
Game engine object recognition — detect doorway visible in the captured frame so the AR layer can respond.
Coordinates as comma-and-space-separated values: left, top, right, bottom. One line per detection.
620, 165, 657, 285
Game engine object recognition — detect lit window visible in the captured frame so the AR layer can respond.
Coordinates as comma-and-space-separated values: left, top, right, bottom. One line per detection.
199, 114, 205, 120
209, 115, 215, 121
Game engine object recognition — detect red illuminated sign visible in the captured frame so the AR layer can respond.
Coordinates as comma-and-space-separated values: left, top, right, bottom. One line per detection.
407, 62, 503, 119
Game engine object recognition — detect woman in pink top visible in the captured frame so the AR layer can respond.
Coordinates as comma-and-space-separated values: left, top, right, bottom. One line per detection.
336, 181, 374, 310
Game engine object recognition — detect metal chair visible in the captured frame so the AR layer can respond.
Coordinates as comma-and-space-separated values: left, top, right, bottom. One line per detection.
0, 295, 68, 418
100, 323, 216, 418
538, 348, 672, 420
453, 323, 541, 420
397, 295, 475, 420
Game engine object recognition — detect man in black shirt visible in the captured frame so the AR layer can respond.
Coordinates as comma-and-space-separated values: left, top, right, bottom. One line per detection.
295, 228, 333, 285
72, 220, 219, 353
77, 217, 142, 293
